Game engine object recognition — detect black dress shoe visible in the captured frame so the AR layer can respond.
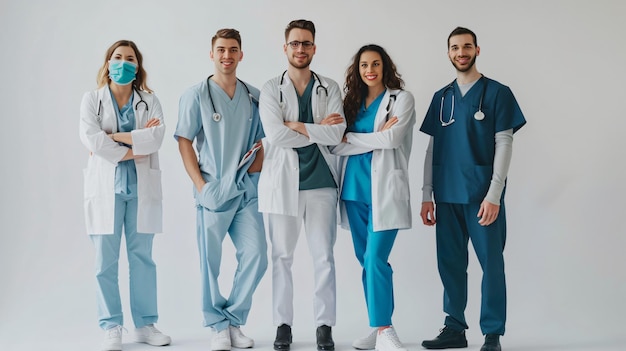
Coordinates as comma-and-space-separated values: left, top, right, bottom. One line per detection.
316, 325, 335, 351
480, 334, 501, 351
421, 326, 468, 349
274, 324, 292, 351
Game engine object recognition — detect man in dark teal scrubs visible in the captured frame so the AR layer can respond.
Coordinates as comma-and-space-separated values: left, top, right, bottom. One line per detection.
419, 27, 526, 351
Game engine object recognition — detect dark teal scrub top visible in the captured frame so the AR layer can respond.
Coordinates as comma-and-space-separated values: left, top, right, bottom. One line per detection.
295, 77, 336, 190
420, 77, 526, 204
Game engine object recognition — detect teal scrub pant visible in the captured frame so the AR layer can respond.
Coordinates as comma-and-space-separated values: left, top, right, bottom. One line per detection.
197, 193, 267, 332
344, 200, 398, 327
91, 193, 158, 330
435, 202, 507, 335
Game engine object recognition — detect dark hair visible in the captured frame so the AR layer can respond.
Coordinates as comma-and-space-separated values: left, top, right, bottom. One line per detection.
97, 40, 152, 93
447, 26, 477, 48
284, 19, 316, 41
343, 44, 404, 127
212, 28, 242, 49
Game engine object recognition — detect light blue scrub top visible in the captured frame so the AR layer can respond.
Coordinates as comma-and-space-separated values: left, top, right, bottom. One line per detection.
110, 91, 137, 196
340, 91, 385, 204
420, 77, 526, 204
174, 79, 263, 188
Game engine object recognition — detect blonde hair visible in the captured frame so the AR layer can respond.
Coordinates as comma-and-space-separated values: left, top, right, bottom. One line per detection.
96, 40, 152, 93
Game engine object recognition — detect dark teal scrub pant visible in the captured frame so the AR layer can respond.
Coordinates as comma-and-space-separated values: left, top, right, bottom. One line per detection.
436, 202, 507, 335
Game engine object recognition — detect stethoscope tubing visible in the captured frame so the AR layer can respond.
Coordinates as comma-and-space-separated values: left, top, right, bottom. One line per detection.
97, 86, 148, 117
206, 75, 255, 122
278, 70, 329, 107
439, 75, 487, 126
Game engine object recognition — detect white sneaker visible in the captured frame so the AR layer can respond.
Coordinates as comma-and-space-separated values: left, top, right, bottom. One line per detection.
101, 325, 124, 351
375, 327, 407, 351
229, 325, 254, 348
134, 324, 172, 346
212, 328, 232, 351
352, 328, 377, 350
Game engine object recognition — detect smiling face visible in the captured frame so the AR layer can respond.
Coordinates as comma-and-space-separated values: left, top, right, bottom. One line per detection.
211, 38, 243, 76
448, 33, 480, 73
359, 50, 384, 90
284, 28, 316, 69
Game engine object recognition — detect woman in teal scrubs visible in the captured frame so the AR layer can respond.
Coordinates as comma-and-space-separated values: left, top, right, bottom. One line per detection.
333, 44, 416, 351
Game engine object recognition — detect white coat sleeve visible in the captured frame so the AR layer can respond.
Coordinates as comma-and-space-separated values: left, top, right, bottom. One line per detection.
304, 80, 346, 146
330, 142, 373, 156
259, 80, 313, 148
79, 91, 128, 165
131, 95, 165, 156
346, 91, 416, 149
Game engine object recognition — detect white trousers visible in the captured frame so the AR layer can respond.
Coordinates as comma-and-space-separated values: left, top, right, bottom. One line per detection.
267, 188, 337, 327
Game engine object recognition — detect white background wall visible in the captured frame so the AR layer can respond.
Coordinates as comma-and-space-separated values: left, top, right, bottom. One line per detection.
1, 1, 625, 350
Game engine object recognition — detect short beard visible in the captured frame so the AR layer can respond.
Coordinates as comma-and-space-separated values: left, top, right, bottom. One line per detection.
288, 56, 312, 70
451, 55, 476, 73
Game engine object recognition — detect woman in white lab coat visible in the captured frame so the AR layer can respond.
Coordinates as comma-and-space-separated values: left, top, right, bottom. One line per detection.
79, 40, 170, 351
332, 44, 415, 351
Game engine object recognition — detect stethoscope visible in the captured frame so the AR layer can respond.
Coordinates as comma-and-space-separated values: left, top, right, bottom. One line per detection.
278, 70, 328, 112
97, 86, 147, 118
96, 86, 148, 136
385, 93, 397, 121
207, 75, 256, 122
439, 75, 487, 127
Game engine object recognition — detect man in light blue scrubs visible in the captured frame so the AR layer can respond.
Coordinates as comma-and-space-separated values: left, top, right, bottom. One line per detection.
175, 28, 267, 351
419, 27, 526, 351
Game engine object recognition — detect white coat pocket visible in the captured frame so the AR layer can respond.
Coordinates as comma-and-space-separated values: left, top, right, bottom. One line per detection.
388, 169, 410, 201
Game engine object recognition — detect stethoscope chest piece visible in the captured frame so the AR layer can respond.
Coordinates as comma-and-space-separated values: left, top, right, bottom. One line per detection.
474, 110, 485, 121
212, 112, 221, 122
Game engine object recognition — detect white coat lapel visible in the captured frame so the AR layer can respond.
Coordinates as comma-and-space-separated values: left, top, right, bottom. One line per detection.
98, 86, 118, 133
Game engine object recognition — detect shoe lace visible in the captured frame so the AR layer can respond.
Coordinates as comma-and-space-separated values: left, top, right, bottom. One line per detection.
106, 325, 126, 338
383, 328, 403, 348
439, 326, 456, 337
145, 324, 162, 334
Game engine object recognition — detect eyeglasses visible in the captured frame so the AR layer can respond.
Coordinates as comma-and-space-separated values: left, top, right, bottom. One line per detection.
287, 41, 314, 49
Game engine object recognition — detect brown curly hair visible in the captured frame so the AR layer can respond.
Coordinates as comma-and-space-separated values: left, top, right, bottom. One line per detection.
343, 44, 403, 127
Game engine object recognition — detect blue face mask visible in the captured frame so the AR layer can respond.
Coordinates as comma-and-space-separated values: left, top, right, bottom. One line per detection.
108, 60, 137, 86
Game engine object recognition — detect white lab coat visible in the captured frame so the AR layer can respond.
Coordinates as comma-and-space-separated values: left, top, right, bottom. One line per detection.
258, 72, 346, 216
79, 85, 165, 234
332, 89, 416, 232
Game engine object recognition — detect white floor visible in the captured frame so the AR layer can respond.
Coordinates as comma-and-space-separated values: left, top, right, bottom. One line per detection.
3, 322, 625, 351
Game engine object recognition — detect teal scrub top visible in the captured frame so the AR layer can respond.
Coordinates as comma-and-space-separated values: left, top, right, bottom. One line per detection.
340, 91, 385, 203
295, 77, 336, 190
110, 91, 137, 196
420, 77, 526, 204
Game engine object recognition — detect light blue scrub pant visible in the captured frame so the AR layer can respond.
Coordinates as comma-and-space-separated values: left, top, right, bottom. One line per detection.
91, 193, 158, 330
436, 202, 507, 335
196, 193, 267, 332
344, 200, 398, 327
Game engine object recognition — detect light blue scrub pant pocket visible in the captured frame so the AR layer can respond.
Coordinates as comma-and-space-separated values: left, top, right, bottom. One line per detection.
91, 194, 158, 330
